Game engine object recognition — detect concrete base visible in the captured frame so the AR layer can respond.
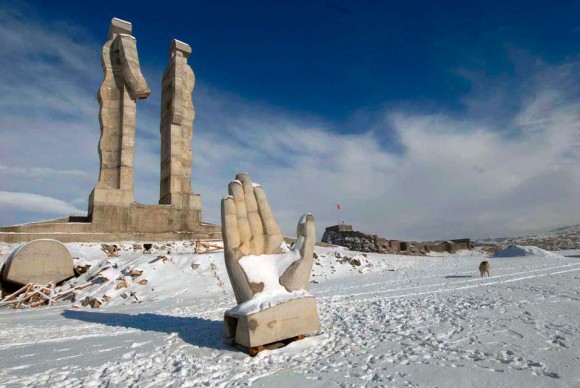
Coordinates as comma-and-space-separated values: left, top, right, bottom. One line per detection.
0, 202, 221, 243
223, 296, 320, 349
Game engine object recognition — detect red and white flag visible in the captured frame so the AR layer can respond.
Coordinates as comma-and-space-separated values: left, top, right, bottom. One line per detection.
336, 203, 341, 210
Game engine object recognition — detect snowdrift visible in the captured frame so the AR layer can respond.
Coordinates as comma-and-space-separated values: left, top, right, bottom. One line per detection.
493, 245, 562, 258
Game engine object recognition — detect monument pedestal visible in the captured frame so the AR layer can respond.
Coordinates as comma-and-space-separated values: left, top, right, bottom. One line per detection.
223, 296, 320, 355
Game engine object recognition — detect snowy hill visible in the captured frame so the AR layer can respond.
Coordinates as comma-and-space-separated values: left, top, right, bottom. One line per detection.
493, 245, 563, 258
0, 241, 579, 386
547, 224, 580, 235
477, 223, 580, 251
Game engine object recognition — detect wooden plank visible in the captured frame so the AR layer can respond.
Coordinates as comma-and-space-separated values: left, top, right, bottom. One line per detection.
0, 283, 32, 304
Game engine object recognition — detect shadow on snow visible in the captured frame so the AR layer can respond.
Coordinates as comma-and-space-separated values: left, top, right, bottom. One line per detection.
62, 310, 225, 350
444, 275, 474, 279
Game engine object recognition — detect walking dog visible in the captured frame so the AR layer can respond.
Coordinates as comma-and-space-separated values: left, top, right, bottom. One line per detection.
479, 260, 490, 277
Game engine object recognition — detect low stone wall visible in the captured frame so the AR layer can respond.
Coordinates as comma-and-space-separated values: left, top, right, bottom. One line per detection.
0, 202, 221, 243
0, 230, 221, 244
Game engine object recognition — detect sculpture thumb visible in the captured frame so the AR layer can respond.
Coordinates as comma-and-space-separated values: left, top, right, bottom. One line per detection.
280, 213, 316, 291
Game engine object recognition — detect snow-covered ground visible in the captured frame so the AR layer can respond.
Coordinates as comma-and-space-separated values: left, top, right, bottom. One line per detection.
0, 242, 578, 387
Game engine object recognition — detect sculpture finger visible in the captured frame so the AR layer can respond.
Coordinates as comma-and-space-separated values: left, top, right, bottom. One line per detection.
221, 195, 240, 255
228, 180, 252, 256
280, 213, 316, 291
236, 173, 265, 255
254, 185, 284, 254
221, 196, 253, 304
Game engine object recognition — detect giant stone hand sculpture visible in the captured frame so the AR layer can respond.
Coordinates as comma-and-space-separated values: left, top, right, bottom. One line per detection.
222, 173, 320, 355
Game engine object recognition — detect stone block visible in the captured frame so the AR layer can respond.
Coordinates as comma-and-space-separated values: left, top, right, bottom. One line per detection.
108, 18, 132, 40
1, 239, 74, 287
171, 39, 192, 58
224, 296, 320, 348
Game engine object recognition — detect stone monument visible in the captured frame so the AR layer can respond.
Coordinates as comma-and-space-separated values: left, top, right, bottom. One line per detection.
89, 18, 150, 227
221, 173, 320, 355
0, 18, 220, 243
159, 39, 201, 230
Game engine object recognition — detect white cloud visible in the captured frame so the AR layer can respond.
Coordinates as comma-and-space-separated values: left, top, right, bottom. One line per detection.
0, 5, 578, 241
0, 191, 83, 215
0, 165, 86, 178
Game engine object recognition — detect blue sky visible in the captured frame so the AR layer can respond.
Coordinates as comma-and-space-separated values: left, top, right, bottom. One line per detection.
0, 0, 579, 240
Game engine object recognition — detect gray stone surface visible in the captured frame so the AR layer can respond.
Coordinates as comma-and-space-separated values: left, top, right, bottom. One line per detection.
1, 239, 74, 286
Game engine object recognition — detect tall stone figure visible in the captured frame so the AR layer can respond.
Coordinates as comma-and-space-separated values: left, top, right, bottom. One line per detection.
159, 39, 201, 215
89, 18, 150, 221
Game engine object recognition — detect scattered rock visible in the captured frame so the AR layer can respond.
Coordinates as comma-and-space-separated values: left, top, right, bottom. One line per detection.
133, 244, 142, 251
81, 296, 101, 309
115, 282, 127, 290
74, 264, 91, 276
101, 244, 120, 257
191, 263, 200, 270
350, 257, 362, 267
90, 298, 101, 309
138, 279, 148, 285
129, 269, 143, 278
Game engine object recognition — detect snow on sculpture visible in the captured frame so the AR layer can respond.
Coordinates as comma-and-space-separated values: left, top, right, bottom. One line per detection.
221, 173, 320, 355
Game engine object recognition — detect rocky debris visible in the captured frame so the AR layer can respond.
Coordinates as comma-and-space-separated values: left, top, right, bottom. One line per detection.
74, 263, 91, 276
133, 244, 142, 251
138, 279, 148, 285
1, 239, 75, 290
129, 269, 143, 278
115, 282, 127, 290
81, 296, 101, 309
101, 244, 120, 257
191, 263, 200, 270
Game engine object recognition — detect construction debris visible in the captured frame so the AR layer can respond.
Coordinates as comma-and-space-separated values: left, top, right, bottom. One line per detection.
101, 244, 120, 257
0, 282, 91, 309
194, 240, 223, 254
